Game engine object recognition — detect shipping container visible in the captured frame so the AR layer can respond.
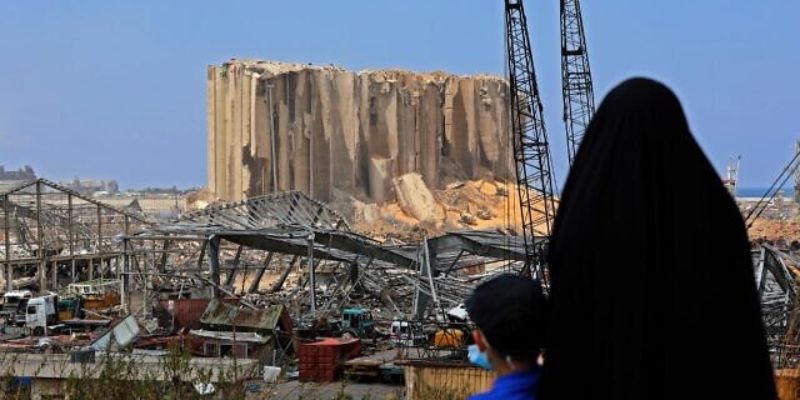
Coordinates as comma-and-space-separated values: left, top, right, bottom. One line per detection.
298, 337, 362, 382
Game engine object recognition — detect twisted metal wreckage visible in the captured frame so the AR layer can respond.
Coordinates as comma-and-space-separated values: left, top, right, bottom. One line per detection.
124, 191, 533, 323
0, 178, 149, 292
1, 182, 800, 367
758, 244, 800, 367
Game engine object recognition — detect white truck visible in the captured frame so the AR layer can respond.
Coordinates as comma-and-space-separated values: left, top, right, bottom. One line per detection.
390, 320, 426, 347
25, 294, 57, 335
2, 290, 33, 326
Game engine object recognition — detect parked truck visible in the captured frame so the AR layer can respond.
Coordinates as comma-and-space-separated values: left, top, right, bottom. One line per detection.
2, 290, 33, 326
25, 294, 57, 335
390, 320, 427, 347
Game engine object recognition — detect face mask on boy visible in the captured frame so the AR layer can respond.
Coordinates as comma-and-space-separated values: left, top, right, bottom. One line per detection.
468, 343, 493, 371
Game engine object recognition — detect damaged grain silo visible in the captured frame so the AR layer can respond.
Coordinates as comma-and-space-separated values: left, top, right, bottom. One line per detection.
207, 59, 514, 204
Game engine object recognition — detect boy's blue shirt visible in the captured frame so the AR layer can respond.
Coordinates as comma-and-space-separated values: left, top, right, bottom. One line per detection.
468, 367, 540, 400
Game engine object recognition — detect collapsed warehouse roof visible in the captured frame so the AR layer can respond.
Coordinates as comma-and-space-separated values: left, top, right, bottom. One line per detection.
757, 244, 800, 368
180, 191, 351, 231
126, 191, 534, 321
6, 183, 800, 370
0, 178, 150, 292
140, 191, 529, 268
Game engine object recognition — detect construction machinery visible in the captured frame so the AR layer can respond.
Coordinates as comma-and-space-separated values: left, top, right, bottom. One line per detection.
340, 307, 377, 339
504, 0, 597, 278
504, 0, 557, 277
795, 140, 800, 204
745, 146, 800, 228
560, 0, 596, 165
722, 155, 742, 197
296, 307, 378, 340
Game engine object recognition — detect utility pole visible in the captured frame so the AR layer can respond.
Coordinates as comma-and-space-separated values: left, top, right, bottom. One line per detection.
307, 233, 316, 315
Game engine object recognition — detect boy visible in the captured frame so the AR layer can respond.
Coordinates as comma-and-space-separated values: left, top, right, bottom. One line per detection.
466, 274, 548, 400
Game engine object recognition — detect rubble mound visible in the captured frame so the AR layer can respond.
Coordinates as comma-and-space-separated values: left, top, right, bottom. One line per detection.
749, 218, 800, 243
393, 173, 442, 227
348, 174, 551, 241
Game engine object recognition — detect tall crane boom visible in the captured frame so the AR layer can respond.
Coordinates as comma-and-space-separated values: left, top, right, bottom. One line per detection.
505, 0, 557, 274
745, 147, 800, 228
560, 0, 596, 165
795, 139, 800, 204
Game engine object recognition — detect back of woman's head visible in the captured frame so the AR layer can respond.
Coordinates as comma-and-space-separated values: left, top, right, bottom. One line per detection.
540, 78, 776, 400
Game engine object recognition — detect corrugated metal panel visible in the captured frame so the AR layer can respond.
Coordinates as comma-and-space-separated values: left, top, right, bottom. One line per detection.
160, 298, 213, 331
189, 329, 269, 344
91, 315, 139, 351
402, 364, 496, 400
200, 299, 287, 332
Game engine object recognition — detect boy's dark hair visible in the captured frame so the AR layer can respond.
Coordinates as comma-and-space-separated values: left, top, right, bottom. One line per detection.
465, 274, 548, 361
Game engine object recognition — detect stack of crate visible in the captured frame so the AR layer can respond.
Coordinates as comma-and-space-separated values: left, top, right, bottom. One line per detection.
298, 337, 362, 382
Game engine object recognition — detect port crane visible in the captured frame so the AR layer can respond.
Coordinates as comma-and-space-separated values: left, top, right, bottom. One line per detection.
745, 147, 800, 228
505, 0, 557, 277
560, 0, 596, 165
504, 0, 595, 276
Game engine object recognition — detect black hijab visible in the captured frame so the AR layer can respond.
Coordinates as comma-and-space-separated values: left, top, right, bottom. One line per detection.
540, 78, 776, 399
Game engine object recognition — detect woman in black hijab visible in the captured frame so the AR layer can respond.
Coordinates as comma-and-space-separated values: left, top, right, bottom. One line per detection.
540, 78, 776, 399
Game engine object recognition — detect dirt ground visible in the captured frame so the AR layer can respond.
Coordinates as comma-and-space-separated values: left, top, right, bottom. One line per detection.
749, 218, 800, 243
247, 380, 403, 399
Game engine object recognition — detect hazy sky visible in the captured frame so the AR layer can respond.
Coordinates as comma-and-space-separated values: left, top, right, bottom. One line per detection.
0, 1, 798, 189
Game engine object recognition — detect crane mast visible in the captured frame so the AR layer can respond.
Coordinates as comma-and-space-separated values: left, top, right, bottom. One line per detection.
560, 0, 596, 165
505, 0, 557, 274
745, 148, 800, 228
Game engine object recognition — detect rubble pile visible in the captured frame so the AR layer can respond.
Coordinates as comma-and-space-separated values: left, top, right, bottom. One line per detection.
749, 219, 800, 244
0, 187, 530, 392
741, 196, 800, 243
349, 174, 552, 240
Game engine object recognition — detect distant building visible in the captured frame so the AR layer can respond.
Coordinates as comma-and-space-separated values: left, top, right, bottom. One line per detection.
0, 165, 36, 181
59, 178, 119, 195
0, 165, 36, 193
